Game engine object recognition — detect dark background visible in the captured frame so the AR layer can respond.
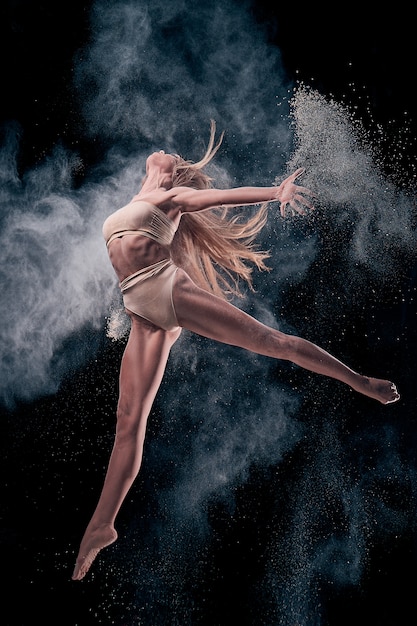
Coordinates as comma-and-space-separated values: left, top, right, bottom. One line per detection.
1, 3, 416, 176
1, 1, 416, 625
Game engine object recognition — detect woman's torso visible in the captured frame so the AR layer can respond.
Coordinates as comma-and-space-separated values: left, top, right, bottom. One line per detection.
103, 197, 181, 282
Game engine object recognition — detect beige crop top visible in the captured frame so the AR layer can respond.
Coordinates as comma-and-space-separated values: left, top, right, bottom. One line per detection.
103, 201, 178, 248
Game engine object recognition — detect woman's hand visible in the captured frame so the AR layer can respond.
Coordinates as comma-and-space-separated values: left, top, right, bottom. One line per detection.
275, 168, 315, 217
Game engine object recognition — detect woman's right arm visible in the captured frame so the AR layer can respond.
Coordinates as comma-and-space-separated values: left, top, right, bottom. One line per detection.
171, 168, 315, 216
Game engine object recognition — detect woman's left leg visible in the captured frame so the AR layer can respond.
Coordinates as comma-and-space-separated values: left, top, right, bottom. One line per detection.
172, 270, 400, 404
72, 315, 181, 580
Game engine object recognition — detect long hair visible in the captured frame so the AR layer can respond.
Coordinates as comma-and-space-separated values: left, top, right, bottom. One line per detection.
170, 121, 270, 299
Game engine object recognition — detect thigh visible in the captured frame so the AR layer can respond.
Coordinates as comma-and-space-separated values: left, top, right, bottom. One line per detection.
172, 269, 284, 357
118, 317, 181, 418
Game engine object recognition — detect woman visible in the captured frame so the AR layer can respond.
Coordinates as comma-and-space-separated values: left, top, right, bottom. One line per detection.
72, 123, 399, 581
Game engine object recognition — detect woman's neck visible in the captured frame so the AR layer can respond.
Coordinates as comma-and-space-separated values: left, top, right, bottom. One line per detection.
141, 170, 173, 193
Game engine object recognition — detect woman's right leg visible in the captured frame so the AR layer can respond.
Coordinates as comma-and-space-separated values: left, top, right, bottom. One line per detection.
72, 315, 181, 580
172, 271, 400, 405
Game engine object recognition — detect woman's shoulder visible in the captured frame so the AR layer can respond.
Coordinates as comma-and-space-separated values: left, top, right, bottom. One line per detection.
132, 187, 191, 203
131, 188, 194, 216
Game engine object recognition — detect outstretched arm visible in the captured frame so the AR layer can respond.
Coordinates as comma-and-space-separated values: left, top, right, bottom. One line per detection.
171, 168, 315, 216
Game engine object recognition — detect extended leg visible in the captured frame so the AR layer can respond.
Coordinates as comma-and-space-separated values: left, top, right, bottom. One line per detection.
172, 271, 400, 405
72, 317, 181, 580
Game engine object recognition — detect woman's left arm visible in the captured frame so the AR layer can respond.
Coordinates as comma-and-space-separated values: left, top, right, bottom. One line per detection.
171, 168, 315, 216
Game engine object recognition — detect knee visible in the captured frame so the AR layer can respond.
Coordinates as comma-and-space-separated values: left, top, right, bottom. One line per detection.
115, 401, 147, 443
269, 330, 297, 360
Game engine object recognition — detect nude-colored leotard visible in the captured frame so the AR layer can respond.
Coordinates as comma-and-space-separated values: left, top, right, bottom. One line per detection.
103, 201, 180, 331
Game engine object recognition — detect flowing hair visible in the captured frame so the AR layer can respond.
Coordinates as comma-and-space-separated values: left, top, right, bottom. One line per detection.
170, 121, 270, 299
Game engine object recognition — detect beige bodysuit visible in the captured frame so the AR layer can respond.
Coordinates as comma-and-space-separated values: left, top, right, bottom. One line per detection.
103, 201, 180, 331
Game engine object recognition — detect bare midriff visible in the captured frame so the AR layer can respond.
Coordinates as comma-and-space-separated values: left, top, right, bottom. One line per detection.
107, 234, 170, 283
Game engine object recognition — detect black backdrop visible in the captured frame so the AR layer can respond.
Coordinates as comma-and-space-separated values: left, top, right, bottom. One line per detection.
1, 2, 416, 625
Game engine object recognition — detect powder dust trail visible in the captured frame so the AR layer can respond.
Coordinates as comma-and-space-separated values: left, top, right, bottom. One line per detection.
73, 0, 293, 170
0, 141, 135, 407
287, 86, 416, 280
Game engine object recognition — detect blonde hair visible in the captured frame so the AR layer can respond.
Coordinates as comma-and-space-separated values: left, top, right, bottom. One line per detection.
170, 121, 270, 299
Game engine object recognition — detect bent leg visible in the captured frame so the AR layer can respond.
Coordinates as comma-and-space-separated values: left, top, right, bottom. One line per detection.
72, 316, 181, 580
172, 270, 400, 405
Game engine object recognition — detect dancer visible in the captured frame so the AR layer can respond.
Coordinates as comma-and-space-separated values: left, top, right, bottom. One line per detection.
72, 122, 399, 580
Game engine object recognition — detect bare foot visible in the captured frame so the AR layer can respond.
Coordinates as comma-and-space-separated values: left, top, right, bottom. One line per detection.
72, 525, 118, 581
353, 376, 400, 404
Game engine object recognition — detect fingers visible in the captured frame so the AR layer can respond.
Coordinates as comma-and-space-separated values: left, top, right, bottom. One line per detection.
294, 193, 315, 210
294, 185, 316, 197
290, 167, 306, 181
289, 200, 306, 215
280, 200, 305, 217
292, 201, 309, 215
280, 195, 315, 217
